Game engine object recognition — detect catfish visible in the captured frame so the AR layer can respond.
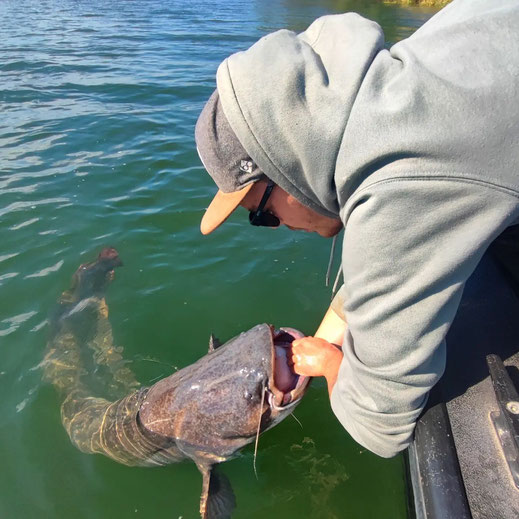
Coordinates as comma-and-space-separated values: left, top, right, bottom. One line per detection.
43, 248, 310, 518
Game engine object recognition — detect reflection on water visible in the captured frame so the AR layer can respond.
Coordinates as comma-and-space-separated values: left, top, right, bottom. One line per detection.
0, 0, 440, 517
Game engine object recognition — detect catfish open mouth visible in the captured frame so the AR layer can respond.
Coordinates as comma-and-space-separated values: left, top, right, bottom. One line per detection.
269, 327, 310, 408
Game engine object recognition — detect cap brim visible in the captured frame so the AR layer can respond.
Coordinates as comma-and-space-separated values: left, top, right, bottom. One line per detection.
200, 183, 254, 235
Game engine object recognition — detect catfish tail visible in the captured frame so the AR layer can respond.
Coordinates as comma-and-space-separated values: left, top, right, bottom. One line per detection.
43, 248, 139, 397
42, 249, 164, 465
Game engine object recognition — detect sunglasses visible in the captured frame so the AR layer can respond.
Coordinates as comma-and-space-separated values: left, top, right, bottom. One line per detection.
248, 181, 280, 227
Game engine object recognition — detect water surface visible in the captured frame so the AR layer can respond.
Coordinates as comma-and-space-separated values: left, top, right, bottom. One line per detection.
0, 1, 440, 517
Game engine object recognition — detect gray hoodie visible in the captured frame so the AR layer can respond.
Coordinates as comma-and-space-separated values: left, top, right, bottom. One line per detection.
216, 0, 519, 457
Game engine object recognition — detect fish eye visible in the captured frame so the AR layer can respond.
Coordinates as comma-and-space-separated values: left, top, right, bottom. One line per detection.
244, 384, 265, 403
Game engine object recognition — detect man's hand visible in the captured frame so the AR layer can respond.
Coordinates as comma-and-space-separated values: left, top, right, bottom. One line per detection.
290, 336, 343, 396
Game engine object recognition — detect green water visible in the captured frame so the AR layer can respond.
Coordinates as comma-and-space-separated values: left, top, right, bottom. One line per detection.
0, 0, 440, 517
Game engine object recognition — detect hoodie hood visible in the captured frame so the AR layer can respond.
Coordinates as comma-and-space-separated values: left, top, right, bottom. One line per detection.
216, 14, 384, 218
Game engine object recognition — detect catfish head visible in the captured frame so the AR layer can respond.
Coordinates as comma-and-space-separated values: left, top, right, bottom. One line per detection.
138, 324, 310, 518
138, 323, 310, 463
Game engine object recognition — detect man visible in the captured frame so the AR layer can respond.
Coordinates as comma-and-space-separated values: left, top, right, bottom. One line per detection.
195, 0, 519, 458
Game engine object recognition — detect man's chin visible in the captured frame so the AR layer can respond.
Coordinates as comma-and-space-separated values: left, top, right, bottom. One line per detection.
318, 225, 343, 238
285, 223, 343, 237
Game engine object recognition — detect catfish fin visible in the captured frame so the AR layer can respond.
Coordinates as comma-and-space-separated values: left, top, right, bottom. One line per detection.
208, 334, 223, 353
198, 464, 236, 519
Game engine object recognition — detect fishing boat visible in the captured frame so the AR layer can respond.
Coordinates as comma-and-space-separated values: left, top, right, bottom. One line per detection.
407, 228, 519, 519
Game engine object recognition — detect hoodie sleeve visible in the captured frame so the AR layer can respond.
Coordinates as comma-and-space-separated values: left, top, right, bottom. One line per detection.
330, 177, 519, 458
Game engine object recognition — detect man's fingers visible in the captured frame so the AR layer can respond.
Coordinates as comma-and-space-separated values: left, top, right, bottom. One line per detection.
288, 349, 301, 368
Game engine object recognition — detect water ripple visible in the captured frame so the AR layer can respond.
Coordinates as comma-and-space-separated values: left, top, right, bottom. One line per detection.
9, 217, 39, 230
0, 311, 38, 337
0, 197, 70, 217
0, 252, 19, 263
25, 260, 64, 279
0, 272, 19, 283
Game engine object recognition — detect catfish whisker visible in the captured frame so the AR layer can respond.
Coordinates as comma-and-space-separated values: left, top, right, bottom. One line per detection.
148, 373, 165, 383
253, 383, 266, 480
134, 355, 177, 370
291, 412, 303, 429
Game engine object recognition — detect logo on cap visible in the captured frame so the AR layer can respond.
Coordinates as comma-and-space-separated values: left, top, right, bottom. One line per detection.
239, 160, 254, 174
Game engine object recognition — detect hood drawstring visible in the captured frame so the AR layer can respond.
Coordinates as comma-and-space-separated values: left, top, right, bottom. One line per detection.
331, 263, 343, 300
325, 234, 337, 287
325, 233, 343, 301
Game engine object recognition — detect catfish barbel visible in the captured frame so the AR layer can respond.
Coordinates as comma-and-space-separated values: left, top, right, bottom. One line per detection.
42, 248, 310, 518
